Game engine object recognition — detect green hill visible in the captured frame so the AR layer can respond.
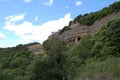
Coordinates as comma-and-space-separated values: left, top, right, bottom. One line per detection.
74, 1, 120, 26
0, 1, 120, 80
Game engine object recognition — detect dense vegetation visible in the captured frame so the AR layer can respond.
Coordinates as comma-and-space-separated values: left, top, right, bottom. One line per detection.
0, 18, 120, 80
0, 45, 34, 80
0, 2, 120, 80
74, 1, 120, 26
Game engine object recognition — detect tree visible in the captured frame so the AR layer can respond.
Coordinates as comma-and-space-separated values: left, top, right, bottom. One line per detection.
33, 38, 68, 80
72, 35, 92, 63
0, 72, 9, 80
91, 18, 120, 59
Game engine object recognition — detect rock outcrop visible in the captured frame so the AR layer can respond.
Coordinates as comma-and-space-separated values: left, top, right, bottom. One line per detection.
48, 11, 120, 42
28, 44, 43, 54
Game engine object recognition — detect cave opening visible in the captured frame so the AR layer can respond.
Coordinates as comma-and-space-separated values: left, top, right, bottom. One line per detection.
77, 37, 81, 42
75, 37, 81, 43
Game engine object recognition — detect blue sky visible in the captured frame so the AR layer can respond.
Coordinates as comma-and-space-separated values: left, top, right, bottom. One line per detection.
0, 0, 119, 47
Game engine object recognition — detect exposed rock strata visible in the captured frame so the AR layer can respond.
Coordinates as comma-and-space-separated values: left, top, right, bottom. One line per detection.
48, 11, 120, 42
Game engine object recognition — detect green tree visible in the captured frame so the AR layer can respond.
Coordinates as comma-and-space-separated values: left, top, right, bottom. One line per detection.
33, 38, 68, 80
91, 18, 120, 59
0, 72, 9, 80
74, 1, 120, 26
72, 35, 92, 64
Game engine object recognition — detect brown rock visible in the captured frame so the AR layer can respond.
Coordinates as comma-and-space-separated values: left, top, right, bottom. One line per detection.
48, 11, 120, 43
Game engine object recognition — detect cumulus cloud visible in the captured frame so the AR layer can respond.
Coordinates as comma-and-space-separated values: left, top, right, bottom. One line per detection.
24, 0, 32, 3
75, 1, 82, 6
5, 21, 34, 36
0, 33, 6, 40
4, 13, 72, 44
43, 0, 53, 6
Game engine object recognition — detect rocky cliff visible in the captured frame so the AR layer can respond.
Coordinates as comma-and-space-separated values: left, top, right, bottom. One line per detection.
48, 11, 120, 42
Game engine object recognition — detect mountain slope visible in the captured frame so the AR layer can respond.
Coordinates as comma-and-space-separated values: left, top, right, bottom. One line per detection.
0, 1, 120, 80
49, 1, 120, 43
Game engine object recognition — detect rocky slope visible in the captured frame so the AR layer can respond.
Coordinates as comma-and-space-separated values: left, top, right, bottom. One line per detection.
28, 44, 43, 55
48, 11, 120, 43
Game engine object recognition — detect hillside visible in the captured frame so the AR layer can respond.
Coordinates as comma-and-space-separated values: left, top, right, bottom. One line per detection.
49, 11, 120, 43
49, 1, 120, 43
0, 1, 120, 80
28, 44, 44, 55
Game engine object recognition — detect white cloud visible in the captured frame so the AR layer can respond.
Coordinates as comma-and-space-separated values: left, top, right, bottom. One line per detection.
4, 13, 72, 44
5, 21, 34, 36
0, 33, 6, 40
6, 13, 25, 22
24, 0, 32, 3
75, 1, 82, 6
43, 0, 53, 6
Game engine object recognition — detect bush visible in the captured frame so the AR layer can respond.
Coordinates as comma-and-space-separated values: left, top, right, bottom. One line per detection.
75, 57, 120, 80
59, 26, 71, 34
91, 18, 120, 58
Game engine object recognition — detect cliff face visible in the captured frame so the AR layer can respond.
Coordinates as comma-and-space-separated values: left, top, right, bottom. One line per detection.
48, 11, 120, 42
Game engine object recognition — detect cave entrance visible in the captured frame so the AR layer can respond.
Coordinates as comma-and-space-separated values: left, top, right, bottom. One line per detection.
77, 37, 81, 42
75, 37, 81, 43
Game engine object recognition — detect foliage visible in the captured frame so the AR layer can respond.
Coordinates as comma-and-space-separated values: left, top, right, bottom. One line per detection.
71, 35, 92, 64
1, 17, 120, 79
0, 2, 120, 80
0, 71, 9, 80
91, 18, 120, 59
59, 26, 71, 34
0, 45, 34, 80
75, 57, 120, 80
25, 42, 40, 47
70, 18, 120, 80
74, 1, 120, 26
68, 21, 73, 26
33, 38, 69, 80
